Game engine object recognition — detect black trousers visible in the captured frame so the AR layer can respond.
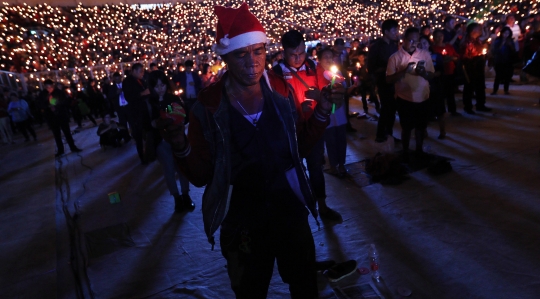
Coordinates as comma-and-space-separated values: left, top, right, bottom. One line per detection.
127, 117, 144, 162
220, 214, 317, 299
15, 119, 36, 140
115, 106, 131, 141
493, 63, 513, 93
375, 83, 397, 139
463, 60, 487, 110
50, 119, 76, 152
463, 79, 487, 110
441, 74, 457, 114
359, 84, 380, 112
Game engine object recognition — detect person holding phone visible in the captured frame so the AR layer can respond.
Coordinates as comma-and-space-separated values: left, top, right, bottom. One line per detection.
272, 29, 342, 222
386, 27, 435, 161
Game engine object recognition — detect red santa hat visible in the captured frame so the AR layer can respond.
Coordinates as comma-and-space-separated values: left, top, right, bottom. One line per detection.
212, 3, 267, 55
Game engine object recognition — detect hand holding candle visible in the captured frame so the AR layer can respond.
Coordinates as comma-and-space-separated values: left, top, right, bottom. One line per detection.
322, 65, 346, 114
160, 102, 186, 125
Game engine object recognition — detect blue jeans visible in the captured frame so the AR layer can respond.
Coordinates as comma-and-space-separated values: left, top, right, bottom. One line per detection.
156, 141, 190, 195
324, 125, 347, 168
305, 138, 326, 199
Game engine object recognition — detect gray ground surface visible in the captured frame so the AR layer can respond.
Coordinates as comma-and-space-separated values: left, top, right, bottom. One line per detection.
1, 78, 539, 299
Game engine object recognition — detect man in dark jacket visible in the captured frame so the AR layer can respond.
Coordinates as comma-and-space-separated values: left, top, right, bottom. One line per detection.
158, 4, 344, 297
122, 63, 150, 164
38, 80, 82, 157
368, 19, 399, 143
108, 72, 131, 143
172, 59, 202, 118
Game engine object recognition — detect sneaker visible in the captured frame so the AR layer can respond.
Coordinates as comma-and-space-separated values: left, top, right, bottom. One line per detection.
319, 207, 342, 222
325, 260, 358, 282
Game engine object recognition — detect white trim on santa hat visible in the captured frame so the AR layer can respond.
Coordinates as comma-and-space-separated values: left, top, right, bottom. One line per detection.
213, 31, 267, 55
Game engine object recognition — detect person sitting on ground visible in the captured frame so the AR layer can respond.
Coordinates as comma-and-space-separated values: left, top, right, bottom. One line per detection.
97, 114, 126, 148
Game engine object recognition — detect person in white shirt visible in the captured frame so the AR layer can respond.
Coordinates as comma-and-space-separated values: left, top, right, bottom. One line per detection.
386, 27, 435, 160
505, 14, 522, 51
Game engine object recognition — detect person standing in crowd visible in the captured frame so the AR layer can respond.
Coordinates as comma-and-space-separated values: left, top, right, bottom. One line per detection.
432, 28, 461, 116
200, 64, 216, 88
148, 71, 195, 213
272, 29, 342, 221
354, 51, 379, 116
460, 23, 492, 114
86, 79, 106, 120
7, 92, 37, 142
173, 59, 202, 119
506, 14, 522, 51
386, 27, 434, 160
38, 79, 82, 157
333, 38, 357, 132
123, 63, 150, 164
158, 4, 344, 297
368, 19, 399, 143
319, 48, 359, 177
108, 72, 131, 143
0, 93, 14, 144
490, 27, 517, 95
442, 16, 462, 47
418, 35, 446, 139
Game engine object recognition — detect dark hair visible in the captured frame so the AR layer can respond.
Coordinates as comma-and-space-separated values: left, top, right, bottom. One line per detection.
419, 35, 431, 46
466, 23, 481, 36
433, 28, 444, 36
334, 38, 345, 46
281, 30, 304, 50
132, 63, 143, 72
444, 16, 455, 25
381, 19, 399, 35
184, 60, 194, 68
403, 27, 420, 39
44, 79, 54, 86
149, 62, 157, 68
316, 47, 333, 61
112, 72, 121, 78
148, 70, 171, 93
499, 26, 513, 38
202, 63, 210, 75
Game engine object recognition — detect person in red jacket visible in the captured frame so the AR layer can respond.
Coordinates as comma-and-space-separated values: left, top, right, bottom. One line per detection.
157, 3, 344, 298
272, 29, 342, 222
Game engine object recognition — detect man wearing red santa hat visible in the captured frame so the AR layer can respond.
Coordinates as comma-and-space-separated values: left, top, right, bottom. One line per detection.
158, 3, 344, 298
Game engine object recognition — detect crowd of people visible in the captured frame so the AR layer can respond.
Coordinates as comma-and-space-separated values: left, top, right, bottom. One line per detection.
2, 1, 540, 298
